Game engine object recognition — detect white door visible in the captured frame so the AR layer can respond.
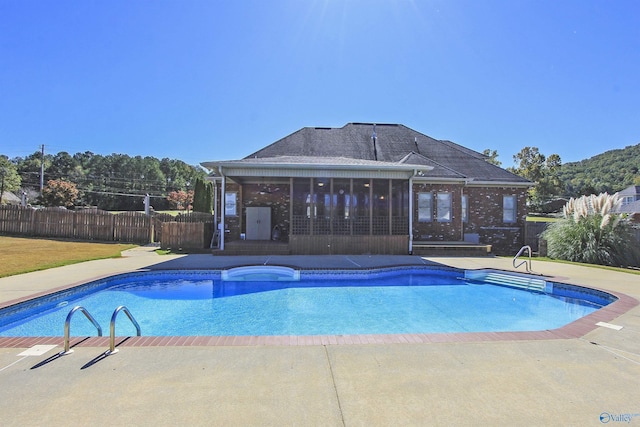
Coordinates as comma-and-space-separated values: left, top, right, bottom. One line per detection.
246, 207, 271, 240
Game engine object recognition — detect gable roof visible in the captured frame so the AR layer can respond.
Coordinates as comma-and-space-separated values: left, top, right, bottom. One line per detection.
203, 123, 532, 185
619, 185, 640, 197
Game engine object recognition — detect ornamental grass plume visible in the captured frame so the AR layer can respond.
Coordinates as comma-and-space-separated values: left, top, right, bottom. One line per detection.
543, 192, 640, 267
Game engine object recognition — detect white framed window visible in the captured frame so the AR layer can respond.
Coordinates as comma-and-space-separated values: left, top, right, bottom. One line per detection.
225, 192, 237, 216
503, 195, 517, 223
461, 195, 468, 223
418, 192, 432, 222
436, 192, 452, 222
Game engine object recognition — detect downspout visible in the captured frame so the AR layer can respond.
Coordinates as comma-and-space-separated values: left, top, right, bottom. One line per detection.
211, 178, 218, 248
409, 170, 415, 254
213, 179, 218, 230
460, 185, 465, 241
220, 170, 226, 251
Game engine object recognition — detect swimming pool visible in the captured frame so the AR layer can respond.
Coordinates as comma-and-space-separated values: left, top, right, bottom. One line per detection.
0, 267, 617, 337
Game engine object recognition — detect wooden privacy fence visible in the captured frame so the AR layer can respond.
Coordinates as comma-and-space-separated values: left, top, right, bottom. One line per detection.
160, 222, 215, 250
524, 221, 550, 252
0, 205, 153, 244
152, 212, 215, 243
0, 205, 218, 246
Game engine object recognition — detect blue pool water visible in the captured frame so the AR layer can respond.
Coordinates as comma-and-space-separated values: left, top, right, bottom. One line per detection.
0, 268, 614, 337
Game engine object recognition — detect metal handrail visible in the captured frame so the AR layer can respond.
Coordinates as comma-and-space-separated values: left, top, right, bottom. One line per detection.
62, 306, 103, 355
513, 245, 532, 272
107, 305, 141, 354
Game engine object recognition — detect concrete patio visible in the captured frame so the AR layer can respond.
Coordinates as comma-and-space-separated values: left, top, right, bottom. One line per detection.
0, 247, 639, 426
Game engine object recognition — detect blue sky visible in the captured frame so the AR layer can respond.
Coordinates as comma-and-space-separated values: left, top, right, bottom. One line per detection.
1, 0, 639, 168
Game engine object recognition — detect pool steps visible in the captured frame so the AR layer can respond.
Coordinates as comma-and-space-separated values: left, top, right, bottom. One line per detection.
221, 266, 300, 281
464, 270, 550, 293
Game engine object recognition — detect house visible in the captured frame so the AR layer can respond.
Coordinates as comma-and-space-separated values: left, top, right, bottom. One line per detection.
618, 185, 640, 206
201, 123, 533, 255
616, 185, 640, 223
0, 191, 21, 206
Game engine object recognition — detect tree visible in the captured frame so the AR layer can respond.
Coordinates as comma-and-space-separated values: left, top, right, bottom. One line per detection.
15, 150, 51, 191
49, 151, 82, 181
482, 149, 502, 166
508, 147, 563, 210
558, 143, 640, 196
192, 177, 205, 212
12, 150, 206, 210
543, 193, 640, 267
167, 190, 194, 211
192, 177, 214, 213
0, 156, 22, 204
39, 179, 80, 208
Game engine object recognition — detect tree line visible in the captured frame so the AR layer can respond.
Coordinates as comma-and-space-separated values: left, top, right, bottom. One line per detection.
1, 151, 207, 211
485, 143, 640, 212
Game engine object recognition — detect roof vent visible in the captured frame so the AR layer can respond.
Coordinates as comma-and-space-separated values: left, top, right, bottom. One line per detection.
372, 124, 378, 161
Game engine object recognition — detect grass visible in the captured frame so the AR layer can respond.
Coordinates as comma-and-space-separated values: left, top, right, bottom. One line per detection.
526, 216, 561, 222
0, 236, 136, 278
532, 256, 640, 275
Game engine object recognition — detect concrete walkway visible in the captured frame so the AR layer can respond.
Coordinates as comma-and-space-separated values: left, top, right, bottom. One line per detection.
1, 248, 639, 426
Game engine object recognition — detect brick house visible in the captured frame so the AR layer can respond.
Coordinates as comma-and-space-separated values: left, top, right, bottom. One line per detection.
202, 123, 533, 255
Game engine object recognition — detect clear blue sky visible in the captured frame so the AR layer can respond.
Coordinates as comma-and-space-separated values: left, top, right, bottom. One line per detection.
1, 0, 639, 168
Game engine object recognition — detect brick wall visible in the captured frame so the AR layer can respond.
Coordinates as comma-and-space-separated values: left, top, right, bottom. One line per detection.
242, 183, 290, 241
217, 182, 291, 242
412, 183, 464, 241
462, 186, 528, 255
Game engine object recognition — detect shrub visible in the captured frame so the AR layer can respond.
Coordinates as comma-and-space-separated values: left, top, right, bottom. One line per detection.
39, 179, 79, 208
543, 193, 640, 267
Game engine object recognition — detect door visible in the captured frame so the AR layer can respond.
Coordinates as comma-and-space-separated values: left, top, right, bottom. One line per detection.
246, 207, 271, 240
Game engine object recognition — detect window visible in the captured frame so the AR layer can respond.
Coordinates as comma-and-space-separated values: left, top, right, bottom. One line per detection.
436, 192, 452, 222
224, 192, 237, 216
503, 195, 517, 223
461, 195, 468, 223
418, 193, 432, 222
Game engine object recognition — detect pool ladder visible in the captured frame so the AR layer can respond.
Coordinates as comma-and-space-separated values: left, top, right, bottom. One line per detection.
513, 245, 532, 273
62, 305, 141, 355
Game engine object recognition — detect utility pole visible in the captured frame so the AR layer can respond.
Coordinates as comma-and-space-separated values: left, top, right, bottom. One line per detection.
40, 144, 45, 195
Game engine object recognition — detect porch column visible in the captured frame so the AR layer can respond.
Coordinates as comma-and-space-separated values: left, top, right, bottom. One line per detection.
409, 175, 414, 254
309, 177, 314, 235
388, 179, 392, 235
220, 173, 226, 251
368, 178, 373, 236
289, 177, 293, 237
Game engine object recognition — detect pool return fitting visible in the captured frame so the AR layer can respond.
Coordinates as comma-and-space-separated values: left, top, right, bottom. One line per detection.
61, 305, 141, 356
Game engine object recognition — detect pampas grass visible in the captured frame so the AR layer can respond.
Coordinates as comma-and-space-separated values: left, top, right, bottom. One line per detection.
543, 193, 640, 267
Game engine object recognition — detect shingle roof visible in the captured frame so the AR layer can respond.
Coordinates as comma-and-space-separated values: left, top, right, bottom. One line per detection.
618, 185, 640, 197
245, 123, 529, 183
617, 199, 640, 214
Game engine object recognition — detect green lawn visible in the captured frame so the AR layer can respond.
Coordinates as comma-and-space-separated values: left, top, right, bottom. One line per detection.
0, 236, 136, 278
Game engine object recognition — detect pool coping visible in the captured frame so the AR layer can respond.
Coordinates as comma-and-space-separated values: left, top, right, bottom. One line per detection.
0, 266, 637, 349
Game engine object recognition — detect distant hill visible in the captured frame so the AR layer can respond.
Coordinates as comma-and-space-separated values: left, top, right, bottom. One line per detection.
559, 143, 640, 197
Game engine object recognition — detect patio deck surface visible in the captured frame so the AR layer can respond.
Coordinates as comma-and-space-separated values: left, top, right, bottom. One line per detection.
0, 247, 639, 426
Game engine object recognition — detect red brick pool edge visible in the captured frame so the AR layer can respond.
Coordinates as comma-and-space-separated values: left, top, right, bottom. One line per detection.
1, 288, 636, 349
